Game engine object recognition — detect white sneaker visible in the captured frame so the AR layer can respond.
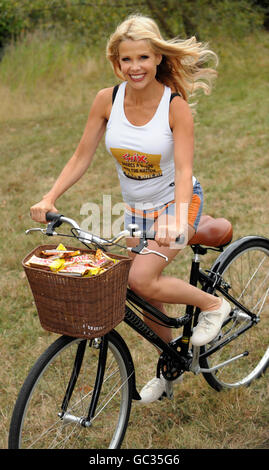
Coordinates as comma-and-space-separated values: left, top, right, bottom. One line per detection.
139, 374, 183, 404
191, 298, 231, 347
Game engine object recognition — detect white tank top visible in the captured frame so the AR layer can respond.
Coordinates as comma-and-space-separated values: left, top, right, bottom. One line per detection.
105, 81, 195, 208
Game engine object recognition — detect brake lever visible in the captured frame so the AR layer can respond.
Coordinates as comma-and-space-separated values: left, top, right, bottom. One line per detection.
25, 227, 48, 235
128, 238, 168, 262
140, 247, 168, 261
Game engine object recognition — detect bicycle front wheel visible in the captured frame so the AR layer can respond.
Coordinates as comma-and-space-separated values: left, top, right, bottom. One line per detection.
9, 331, 133, 449
200, 237, 269, 389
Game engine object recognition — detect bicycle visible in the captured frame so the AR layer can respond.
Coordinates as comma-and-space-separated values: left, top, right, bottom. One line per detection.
8, 212, 269, 449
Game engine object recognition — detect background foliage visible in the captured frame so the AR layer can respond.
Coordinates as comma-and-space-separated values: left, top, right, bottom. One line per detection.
0, 0, 268, 53
0, 0, 268, 451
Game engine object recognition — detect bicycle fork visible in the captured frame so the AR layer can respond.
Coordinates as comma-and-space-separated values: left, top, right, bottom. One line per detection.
58, 337, 108, 428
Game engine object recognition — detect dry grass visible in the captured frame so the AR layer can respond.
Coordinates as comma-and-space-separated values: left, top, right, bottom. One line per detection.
0, 31, 268, 449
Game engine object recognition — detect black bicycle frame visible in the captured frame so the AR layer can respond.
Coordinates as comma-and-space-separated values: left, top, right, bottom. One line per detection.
59, 244, 259, 418
124, 247, 202, 370
60, 339, 87, 415
85, 336, 108, 425
124, 245, 259, 372
59, 336, 109, 427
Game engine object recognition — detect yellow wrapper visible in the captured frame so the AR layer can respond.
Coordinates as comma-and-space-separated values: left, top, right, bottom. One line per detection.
102, 252, 118, 264
56, 243, 67, 251
83, 267, 104, 277
95, 249, 103, 260
50, 258, 66, 272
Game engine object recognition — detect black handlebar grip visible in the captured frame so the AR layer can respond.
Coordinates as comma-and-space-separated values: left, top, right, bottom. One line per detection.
175, 234, 185, 244
45, 212, 63, 235
46, 212, 62, 222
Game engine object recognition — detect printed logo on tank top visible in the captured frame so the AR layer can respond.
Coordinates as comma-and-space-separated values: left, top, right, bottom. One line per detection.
110, 148, 162, 180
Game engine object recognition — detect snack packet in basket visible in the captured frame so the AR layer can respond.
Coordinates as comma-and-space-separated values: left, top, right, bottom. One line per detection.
49, 258, 66, 272
25, 255, 56, 269
41, 249, 81, 258
57, 265, 92, 276
59, 265, 104, 277
69, 253, 113, 268
26, 243, 119, 277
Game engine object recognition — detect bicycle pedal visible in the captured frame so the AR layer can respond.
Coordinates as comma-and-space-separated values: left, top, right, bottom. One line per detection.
209, 332, 223, 346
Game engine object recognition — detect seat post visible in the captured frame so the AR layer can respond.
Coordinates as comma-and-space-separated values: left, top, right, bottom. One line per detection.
180, 246, 202, 348
189, 246, 202, 287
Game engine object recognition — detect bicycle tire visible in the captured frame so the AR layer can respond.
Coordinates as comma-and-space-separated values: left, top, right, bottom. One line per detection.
8, 331, 133, 449
200, 236, 269, 390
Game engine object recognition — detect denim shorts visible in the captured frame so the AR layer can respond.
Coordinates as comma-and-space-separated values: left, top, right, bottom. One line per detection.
124, 180, 203, 235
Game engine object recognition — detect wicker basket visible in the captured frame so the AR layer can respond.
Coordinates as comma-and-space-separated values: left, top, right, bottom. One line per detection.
23, 245, 131, 339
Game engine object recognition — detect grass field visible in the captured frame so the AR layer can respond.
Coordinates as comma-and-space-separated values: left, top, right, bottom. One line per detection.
0, 30, 268, 449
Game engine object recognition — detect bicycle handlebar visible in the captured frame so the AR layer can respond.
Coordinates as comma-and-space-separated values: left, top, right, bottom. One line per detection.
44, 211, 133, 247
26, 211, 184, 261
46, 211, 64, 223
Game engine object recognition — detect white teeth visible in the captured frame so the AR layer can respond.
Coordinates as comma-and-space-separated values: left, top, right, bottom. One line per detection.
130, 74, 144, 79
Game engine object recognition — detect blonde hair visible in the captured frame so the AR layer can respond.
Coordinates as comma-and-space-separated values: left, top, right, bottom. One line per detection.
106, 14, 218, 103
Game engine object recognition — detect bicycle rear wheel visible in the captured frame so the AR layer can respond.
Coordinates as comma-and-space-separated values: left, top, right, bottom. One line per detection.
200, 237, 269, 389
9, 331, 133, 449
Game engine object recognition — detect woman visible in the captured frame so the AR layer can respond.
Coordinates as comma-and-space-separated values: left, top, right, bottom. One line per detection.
30, 14, 230, 403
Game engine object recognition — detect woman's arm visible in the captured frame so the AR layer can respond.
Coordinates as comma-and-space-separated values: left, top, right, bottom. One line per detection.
155, 97, 194, 246
30, 88, 112, 223
171, 97, 194, 230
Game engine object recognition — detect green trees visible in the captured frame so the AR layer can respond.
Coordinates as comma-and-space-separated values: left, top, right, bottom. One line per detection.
0, 0, 267, 52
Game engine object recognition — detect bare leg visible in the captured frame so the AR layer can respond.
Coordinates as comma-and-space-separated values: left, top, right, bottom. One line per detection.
142, 300, 173, 343
126, 223, 228, 403
126, 225, 221, 343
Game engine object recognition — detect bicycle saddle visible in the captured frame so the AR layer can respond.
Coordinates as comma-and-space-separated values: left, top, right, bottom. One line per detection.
189, 215, 233, 248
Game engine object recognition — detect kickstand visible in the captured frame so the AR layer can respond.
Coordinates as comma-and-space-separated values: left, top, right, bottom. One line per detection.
164, 380, 174, 400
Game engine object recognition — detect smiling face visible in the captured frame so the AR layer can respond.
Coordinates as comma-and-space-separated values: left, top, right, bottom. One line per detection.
118, 39, 162, 90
